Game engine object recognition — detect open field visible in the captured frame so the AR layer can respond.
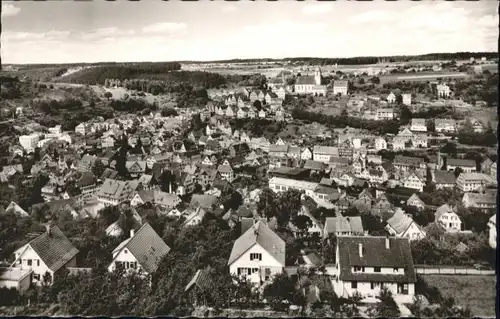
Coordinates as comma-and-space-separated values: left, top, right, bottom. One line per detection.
421, 275, 496, 317
379, 72, 470, 84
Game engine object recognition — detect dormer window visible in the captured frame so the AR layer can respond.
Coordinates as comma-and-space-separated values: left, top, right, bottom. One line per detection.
124, 249, 128, 254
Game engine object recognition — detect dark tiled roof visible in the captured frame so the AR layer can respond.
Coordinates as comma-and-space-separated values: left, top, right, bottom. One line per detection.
337, 236, 416, 283
114, 223, 170, 274
433, 170, 456, 184
26, 226, 79, 272
185, 267, 214, 292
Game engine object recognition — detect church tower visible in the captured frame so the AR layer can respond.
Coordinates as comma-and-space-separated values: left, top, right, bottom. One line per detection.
314, 67, 322, 85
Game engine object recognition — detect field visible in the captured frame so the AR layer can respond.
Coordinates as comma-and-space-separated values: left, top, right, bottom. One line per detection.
379, 72, 470, 84
421, 275, 496, 316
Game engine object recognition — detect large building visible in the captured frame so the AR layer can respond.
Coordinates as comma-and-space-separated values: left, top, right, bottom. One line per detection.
294, 67, 327, 96
268, 177, 318, 197
333, 236, 416, 303
19, 134, 40, 154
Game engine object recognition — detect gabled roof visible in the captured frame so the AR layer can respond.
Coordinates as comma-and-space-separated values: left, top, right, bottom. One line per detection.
447, 158, 476, 168
337, 236, 416, 283
324, 216, 364, 235
433, 170, 456, 184
19, 225, 79, 272
190, 194, 218, 209
228, 221, 285, 266
296, 76, 316, 85
185, 267, 214, 292
111, 223, 170, 274
386, 211, 415, 234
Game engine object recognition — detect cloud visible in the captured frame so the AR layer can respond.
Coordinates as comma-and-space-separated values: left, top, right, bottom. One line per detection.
142, 22, 187, 33
1, 3, 21, 17
348, 10, 393, 24
81, 27, 135, 40
3, 30, 70, 42
302, 3, 333, 15
221, 5, 237, 13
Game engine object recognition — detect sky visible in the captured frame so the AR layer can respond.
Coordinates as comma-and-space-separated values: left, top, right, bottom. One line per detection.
1, 1, 498, 64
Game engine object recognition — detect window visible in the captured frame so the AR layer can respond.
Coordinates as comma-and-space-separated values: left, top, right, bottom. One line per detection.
27, 259, 32, 266
374, 267, 381, 273
124, 249, 128, 254
33, 274, 40, 281
371, 282, 381, 289
250, 253, 262, 261
351, 281, 357, 289
252, 268, 258, 273
37, 260, 40, 267
393, 267, 399, 273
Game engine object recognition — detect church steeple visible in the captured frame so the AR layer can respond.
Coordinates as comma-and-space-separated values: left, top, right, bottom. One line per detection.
314, 67, 322, 85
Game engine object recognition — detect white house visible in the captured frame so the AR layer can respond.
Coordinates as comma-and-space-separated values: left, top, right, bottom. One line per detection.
313, 146, 339, 163
13, 225, 78, 285
75, 123, 87, 136
269, 177, 318, 197
19, 134, 40, 154
385, 212, 426, 241
435, 119, 456, 133
402, 94, 412, 106
228, 221, 285, 284
374, 137, 387, 151
456, 172, 494, 192
333, 236, 416, 303
410, 119, 427, 132
434, 204, 462, 233
488, 214, 496, 249
403, 171, 425, 192
301, 147, 313, 161
97, 179, 137, 206
294, 67, 327, 96
108, 223, 170, 276
387, 92, 396, 104
437, 84, 451, 98
333, 81, 349, 95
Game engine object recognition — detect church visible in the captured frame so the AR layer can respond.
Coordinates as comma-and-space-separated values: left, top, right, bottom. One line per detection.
294, 67, 327, 96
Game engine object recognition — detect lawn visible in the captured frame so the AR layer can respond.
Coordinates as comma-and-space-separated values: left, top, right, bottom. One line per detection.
421, 275, 496, 317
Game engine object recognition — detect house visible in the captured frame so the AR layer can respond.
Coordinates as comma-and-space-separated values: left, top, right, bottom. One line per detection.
434, 204, 462, 232
456, 172, 494, 192
75, 123, 87, 136
108, 223, 170, 276
5, 202, 29, 218
385, 211, 426, 241
387, 92, 396, 103
287, 146, 301, 159
490, 162, 497, 178
323, 216, 364, 238
446, 158, 476, 173
333, 80, 349, 95
374, 137, 387, 151
403, 171, 425, 192
471, 120, 484, 133
77, 171, 99, 203
294, 67, 327, 96
13, 225, 78, 285
313, 146, 339, 163
105, 220, 124, 237
435, 119, 456, 133
333, 236, 416, 303
0, 267, 33, 294
228, 221, 285, 284
217, 163, 234, 182
101, 136, 114, 149
97, 179, 137, 206
410, 119, 427, 132
130, 190, 181, 210
462, 192, 496, 211
402, 94, 411, 106
269, 177, 318, 197
229, 142, 250, 158
393, 155, 426, 172
375, 108, 394, 121
177, 172, 195, 196
19, 134, 40, 153
488, 214, 496, 249
184, 267, 216, 305
406, 194, 425, 210
190, 194, 218, 210
436, 84, 451, 98
432, 170, 456, 189
480, 157, 494, 175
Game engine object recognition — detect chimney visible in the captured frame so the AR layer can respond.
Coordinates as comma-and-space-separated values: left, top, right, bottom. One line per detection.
45, 224, 51, 237
385, 236, 390, 249
358, 243, 363, 258
168, 181, 172, 194
130, 229, 135, 238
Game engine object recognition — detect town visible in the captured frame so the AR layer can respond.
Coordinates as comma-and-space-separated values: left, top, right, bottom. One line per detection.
0, 1, 498, 318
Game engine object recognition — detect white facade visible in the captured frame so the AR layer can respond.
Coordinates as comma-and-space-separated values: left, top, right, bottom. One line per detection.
402, 94, 412, 106
108, 245, 143, 274
488, 215, 496, 249
14, 244, 76, 285
229, 243, 284, 284
375, 137, 387, 150
19, 134, 40, 153
403, 174, 425, 192
269, 177, 318, 197
436, 211, 462, 232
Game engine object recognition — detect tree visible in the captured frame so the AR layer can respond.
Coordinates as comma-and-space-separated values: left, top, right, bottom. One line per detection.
263, 273, 304, 311
395, 94, 403, 105
399, 105, 412, 124
92, 159, 105, 178
104, 91, 113, 101
369, 287, 400, 317
360, 212, 386, 235
370, 76, 380, 85
358, 77, 365, 85
453, 167, 463, 178
253, 100, 262, 110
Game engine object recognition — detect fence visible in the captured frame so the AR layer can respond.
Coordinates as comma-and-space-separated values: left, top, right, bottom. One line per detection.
415, 265, 495, 276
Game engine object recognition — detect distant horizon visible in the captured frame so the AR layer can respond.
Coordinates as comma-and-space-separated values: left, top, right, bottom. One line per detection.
2, 51, 498, 66
2, 1, 497, 64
